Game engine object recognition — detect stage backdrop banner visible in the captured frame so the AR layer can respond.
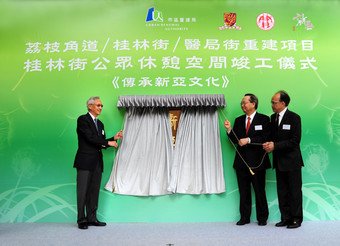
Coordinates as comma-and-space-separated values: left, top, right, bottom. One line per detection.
1, 0, 339, 223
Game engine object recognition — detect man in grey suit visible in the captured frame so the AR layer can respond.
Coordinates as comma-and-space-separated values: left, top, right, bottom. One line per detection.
263, 90, 304, 229
74, 96, 122, 229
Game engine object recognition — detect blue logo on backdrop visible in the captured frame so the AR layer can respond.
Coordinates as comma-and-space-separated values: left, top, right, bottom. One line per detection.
146, 7, 164, 22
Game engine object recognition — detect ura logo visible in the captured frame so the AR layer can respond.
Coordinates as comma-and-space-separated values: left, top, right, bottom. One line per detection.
145, 7, 163, 22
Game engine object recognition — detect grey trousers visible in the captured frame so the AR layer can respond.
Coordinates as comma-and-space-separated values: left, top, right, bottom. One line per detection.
76, 164, 102, 223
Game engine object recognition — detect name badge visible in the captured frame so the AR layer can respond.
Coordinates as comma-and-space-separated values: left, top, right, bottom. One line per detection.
102, 129, 105, 135
282, 124, 291, 130
254, 125, 263, 130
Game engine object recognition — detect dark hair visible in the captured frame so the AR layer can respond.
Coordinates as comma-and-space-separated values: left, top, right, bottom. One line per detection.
244, 93, 258, 109
277, 90, 290, 106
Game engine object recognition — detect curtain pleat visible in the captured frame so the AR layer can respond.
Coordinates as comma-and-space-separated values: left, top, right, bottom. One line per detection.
168, 107, 225, 194
105, 107, 173, 196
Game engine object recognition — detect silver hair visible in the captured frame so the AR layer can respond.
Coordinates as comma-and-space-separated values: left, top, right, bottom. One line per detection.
86, 96, 100, 109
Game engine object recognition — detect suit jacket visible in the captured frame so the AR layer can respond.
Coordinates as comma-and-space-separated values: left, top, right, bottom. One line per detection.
73, 113, 114, 171
270, 109, 304, 171
228, 112, 271, 171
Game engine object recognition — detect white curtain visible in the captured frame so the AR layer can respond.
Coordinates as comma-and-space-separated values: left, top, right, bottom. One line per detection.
106, 94, 226, 196
168, 107, 225, 194
105, 107, 173, 196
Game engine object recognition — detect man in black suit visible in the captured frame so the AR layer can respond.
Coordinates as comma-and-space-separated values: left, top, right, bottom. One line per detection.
74, 96, 123, 230
263, 90, 304, 229
224, 93, 271, 226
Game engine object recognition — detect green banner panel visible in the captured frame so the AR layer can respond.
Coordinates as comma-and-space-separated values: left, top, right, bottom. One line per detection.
1, 0, 339, 223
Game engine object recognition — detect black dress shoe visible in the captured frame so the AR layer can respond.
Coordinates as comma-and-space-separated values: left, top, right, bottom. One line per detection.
275, 221, 288, 227
88, 220, 106, 226
258, 221, 267, 226
236, 219, 250, 226
78, 222, 88, 230
287, 220, 301, 229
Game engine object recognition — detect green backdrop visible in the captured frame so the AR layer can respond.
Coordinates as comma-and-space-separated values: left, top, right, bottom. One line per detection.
1, 0, 339, 223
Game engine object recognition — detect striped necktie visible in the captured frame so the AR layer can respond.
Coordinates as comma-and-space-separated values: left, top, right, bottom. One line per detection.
94, 118, 99, 132
246, 116, 251, 135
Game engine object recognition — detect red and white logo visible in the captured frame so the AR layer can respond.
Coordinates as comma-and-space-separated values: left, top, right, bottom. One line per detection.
256, 13, 274, 31
219, 12, 241, 30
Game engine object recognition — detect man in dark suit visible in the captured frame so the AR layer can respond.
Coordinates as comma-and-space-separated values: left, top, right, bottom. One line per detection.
263, 90, 304, 229
224, 93, 271, 226
74, 96, 123, 230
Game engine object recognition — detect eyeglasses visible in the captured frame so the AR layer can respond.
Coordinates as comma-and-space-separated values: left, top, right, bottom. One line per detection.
95, 104, 103, 108
271, 101, 280, 105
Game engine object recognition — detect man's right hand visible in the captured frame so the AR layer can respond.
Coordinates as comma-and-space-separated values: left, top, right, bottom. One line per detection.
262, 141, 274, 153
114, 130, 123, 140
224, 120, 232, 132
108, 141, 118, 148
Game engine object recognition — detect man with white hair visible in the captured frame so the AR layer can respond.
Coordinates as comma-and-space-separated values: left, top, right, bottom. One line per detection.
74, 96, 122, 230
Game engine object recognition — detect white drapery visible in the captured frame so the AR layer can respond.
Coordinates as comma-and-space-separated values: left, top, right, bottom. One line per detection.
167, 107, 225, 194
105, 107, 173, 196
105, 94, 226, 196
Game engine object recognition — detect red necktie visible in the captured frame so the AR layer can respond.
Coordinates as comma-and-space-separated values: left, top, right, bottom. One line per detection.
246, 116, 251, 135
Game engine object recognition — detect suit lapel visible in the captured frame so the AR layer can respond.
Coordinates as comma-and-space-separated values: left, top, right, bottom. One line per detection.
97, 119, 103, 136
279, 109, 289, 129
86, 113, 98, 134
240, 114, 247, 136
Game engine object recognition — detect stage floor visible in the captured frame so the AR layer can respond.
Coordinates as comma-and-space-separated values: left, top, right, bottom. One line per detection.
1, 221, 340, 246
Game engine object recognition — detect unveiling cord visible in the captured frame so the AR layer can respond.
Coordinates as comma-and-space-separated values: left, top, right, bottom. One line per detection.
218, 109, 268, 175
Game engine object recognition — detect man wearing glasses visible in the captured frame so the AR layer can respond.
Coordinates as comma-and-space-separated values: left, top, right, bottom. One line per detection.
263, 90, 304, 229
224, 93, 271, 226
74, 96, 123, 229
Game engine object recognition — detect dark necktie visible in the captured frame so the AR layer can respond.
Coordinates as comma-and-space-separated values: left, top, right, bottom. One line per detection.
246, 116, 251, 135
94, 118, 99, 133
275, 113, 280, 129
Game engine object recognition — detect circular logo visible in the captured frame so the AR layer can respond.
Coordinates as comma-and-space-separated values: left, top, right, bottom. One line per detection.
256, 13, 275, 31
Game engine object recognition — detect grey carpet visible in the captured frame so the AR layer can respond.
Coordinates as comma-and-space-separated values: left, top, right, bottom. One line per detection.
1, 221, 340, 246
